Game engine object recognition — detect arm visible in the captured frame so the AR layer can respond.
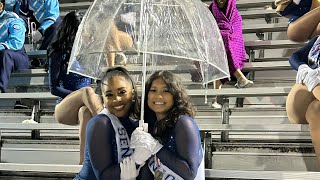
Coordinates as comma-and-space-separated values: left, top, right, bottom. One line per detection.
38, 0, 60, 33
48, 51, 73, 98
289, 37, 318, 70
86, 115, 121, 179
156, 116, 202, 180
0, 18, 26, 51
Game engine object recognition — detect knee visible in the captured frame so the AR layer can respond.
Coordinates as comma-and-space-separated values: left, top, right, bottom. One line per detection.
287, 26, 308, 42
81, 86, 95, 97
79, 106, 91, 120
286, 84, 313, 124
54, 104, 65, 124
306, 100, 320, 127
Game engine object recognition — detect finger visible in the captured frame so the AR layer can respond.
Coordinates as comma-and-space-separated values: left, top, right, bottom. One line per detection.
120, 161, 124, 170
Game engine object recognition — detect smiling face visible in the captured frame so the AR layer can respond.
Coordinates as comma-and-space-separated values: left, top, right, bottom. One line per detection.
147, 78, 174, 120
101, 75, 133, 118
216, 0, 228, 9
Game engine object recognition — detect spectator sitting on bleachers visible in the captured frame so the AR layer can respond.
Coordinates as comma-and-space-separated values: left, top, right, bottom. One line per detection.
130, 70, 204, 179
209, 0, 253, 108
19, 0, 61, 51
48, 11, 91, 104
74, 67, 140, 180
48, 11, 94, 164
286, 35, 320, 167
5, 0, 20, 14
0, 0, 29, 93
274, 0, 320, 42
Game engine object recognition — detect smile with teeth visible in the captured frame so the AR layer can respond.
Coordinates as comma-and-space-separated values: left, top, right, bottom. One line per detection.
114, 105, 125, 110
154, 101, 165, 105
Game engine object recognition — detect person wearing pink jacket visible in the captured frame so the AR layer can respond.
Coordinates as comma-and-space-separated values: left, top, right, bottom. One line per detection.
209, 0, 253, 108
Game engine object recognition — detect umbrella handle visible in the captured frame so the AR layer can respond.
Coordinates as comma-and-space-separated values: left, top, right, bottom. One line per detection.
139, 120, 148, 133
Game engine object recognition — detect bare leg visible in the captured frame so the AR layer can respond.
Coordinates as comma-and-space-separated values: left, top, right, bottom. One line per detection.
118, 31, 133, 50
78, 106, 92, 164
211, 80, 222, 108
287, 6, 320, 42
306, 100, 320, 166
107, 47, 116, 67
55, 87, 103, 125
312, 84, 320, 101
233, 69, 247, 80
233, 69, 254, 88
286, 84, 315, 124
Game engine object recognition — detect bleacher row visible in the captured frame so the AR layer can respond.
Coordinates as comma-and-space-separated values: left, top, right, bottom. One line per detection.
1, 0, 320, 179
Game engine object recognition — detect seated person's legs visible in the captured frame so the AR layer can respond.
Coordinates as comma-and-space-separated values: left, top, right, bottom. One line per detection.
0, 49, 29, 93
305, 99, 320, 166
286, 84, 315, 124
287, 6, 320, 42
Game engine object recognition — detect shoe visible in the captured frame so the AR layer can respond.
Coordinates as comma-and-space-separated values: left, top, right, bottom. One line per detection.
235, 78, 254, 89
117, 52, 127, 66
13, 101, 29, 109
211, 102, 222, 109
22, 119, 38, 124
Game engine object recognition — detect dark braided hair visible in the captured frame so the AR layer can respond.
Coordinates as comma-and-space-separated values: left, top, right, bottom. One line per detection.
144, 71, 196, 140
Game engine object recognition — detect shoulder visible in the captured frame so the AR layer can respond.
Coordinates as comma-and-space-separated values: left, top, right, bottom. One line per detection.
176, 115, 199, 130
6, 12, 25, 27
87, 114, 113, 131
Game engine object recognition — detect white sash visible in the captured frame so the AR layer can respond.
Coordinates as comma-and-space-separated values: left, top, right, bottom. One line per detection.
147, 149, 205, 180
99, 108, 134, 163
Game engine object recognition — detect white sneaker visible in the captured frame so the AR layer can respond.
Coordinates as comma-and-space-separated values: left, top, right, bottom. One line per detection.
22, 119, 38, 124
211, 102, 222, 109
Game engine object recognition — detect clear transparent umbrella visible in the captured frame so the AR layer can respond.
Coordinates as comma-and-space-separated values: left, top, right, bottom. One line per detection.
68, 0, 230, 122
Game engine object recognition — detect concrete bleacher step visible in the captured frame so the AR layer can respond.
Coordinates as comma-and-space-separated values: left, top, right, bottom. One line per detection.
1, 140, 79, 164
245, 40, 304, 50
203, 0, 273, 9
211, 142, 320, 172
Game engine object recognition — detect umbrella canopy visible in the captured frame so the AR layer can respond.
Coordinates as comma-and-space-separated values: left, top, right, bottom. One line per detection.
68, 0, 230, 120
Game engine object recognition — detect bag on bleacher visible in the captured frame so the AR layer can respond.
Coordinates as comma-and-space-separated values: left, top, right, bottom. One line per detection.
274, 0, 299, 16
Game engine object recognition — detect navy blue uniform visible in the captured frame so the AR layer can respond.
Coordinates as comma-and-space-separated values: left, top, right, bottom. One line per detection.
289, 36, 319, 70
75, 115, 138, 180
48, 49, 91, 103
0, 10, 29, 92
279, 0, 312, 23
139, 115, 203, 180
19, 0, 61, 50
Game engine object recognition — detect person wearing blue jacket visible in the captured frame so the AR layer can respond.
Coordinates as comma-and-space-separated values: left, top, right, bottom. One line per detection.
19, 0, 61, 50
0, 0, 29, 93
286, 36, 320, 167
5, 0, 20, 13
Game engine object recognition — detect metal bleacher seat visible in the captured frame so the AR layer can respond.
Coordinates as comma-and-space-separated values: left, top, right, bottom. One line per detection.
1, 0, 318, 179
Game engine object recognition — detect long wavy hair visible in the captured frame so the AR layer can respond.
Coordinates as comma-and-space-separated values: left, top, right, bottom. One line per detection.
48, 11, 83, 58
99, 67, 140, 119
144, 71, 196, 139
